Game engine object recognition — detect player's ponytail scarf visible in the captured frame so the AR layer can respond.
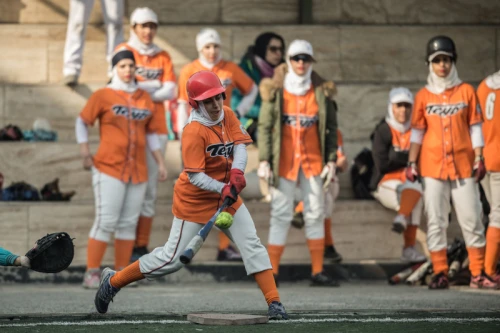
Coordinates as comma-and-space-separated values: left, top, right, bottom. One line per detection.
426, 63, 462, 94
127, 30, 162, 56
486, 70, 500, 90
188, 103, 224, 127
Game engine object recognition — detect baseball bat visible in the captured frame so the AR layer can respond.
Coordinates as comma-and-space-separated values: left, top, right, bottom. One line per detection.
179, 187, 237, 265
388, 262, 423, 285
406, 260, 432, 285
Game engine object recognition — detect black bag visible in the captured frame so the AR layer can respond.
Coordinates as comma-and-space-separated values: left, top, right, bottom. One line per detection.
350, 148, 375, 200
1, 181, 40, 201
0, 124, 23, 141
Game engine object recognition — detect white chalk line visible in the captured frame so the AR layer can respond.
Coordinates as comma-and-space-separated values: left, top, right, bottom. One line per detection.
1, 317, 500, 327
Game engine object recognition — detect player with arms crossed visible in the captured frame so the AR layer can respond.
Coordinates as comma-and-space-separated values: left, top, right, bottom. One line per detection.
93, 71, 289, 320
176, 28, 259, 261
477, 69, 500, 282
76, 49, 167, 288
407, 36, 497, 289
115, 7, 177, 261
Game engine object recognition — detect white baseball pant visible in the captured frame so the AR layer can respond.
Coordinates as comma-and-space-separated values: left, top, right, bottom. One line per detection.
481, 172, 500, 229
141, 135, 168, 217
63, 0, 124, 77
372, 179, 423, 225
423, 177, 485, 251
139, 204, 272, 278
89, 168, 147, 242
269, 168, 325, 245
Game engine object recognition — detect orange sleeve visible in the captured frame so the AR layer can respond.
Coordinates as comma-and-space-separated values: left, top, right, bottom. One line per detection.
225, 107, 253, 145
336, 130, 345, 158
232, 64, 254, 95
161, 51, 176, 82
79, 90, 104, 126
411, 90, 427, 129
177, 64, 191, 102
467, 86, 483, 126
181, 124, 206, 172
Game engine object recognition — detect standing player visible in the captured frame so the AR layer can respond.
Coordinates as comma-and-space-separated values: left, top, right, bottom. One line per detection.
114, 7, 177, 262
292, 129, 348, 263
258, 40, 339, 286
176, 28, 259, 261
477, 69, 500, 281
0, 247, 30, 267
406, 36, 497, 289
76, 49, 167, 289
370, 87, 426, 263
63, 0, 124, 86
93, 71, 289, 320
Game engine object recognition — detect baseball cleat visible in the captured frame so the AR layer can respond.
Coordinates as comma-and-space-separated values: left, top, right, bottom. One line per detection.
216, 245, 243, 262
63, 74, 78, 87
391, 214, 408, 234
324, 245, 343, 263
470, 272, 499, 289
94, 268, 120, 314
268, 301, 289, 320
82, 268, 101, 289
428, 272, 449, 289
401, 246, 426, 263
311, 272, 340, 287
130, 246, 149, 263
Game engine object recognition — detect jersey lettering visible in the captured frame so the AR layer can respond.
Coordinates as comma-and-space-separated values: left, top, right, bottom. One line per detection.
112, 105, 151, 120
282, 114, 319, 128
136, 66, 163, 80
206, 142, 235, 158
426, 102, 467, 117
485, 92, 496, 120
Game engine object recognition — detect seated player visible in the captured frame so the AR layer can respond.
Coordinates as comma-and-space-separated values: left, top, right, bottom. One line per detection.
292, 129, 348, 263
93, 71, 288, 320
370, 87, 426, 263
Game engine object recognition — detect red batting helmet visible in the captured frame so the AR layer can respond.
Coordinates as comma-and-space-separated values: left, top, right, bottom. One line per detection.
186, 70, 226, 109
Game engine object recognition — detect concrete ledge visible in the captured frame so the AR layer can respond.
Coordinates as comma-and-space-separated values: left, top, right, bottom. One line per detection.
0, 261, 411, 284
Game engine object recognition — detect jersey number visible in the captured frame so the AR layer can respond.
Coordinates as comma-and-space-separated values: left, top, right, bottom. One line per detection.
485, 92, 496, 120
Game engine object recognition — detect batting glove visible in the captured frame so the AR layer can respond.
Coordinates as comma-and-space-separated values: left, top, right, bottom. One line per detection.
473, 155, 486, 183
405, 162, 419, 182
221, 184, 238, 203
257, 161, 271, 180
229, 169, 246, 194
320, 161, 336, 190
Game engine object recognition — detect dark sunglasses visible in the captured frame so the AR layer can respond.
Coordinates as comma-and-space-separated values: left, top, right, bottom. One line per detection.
290, 54, 313, 63
268, 46, 284, 53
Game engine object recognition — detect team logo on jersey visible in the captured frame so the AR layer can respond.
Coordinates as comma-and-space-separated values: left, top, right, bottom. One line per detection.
425, 102, 467, 117
206, 142, 234, 158
112, 105, 151, 120
220, 77, 232, 88
136, 66, 163, 80
239, 125, 248, 136
282, 114, 319, 128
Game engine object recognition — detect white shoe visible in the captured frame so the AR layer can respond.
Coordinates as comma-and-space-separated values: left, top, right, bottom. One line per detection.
392, 214, 408, 234
401, 246, 426, 263
82, 268, 101, 289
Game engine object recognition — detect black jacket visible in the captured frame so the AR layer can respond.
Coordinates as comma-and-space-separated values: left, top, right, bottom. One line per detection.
369, 120, 409, 191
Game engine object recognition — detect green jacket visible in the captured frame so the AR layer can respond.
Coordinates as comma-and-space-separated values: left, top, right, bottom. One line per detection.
231, 55, 262, 128
257, 69, 338, 187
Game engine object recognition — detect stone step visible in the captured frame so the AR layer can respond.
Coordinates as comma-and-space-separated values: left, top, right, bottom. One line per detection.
1, 0, 498, 25
0, 24, 497, 85
0, 200, 463, 267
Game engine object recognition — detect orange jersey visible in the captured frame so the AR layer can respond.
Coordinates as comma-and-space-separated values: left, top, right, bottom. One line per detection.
279, 88, 322, 181
172, 106, 253, 223
80, 88, 161, 184
177, 59, 254, 106
411, 83, 482, 180
115, 43, 177, 135
379, 126, 411, 184
477, 80, 500, 171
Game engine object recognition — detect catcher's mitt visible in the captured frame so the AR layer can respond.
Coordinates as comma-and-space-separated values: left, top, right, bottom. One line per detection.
25, 232, 74, 273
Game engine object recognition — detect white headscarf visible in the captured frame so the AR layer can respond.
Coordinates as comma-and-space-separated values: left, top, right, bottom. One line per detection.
486, 70, 500, 90
386, 87, 413, 133
426, 63, 462, 94
188, 102, 224, 127
128, 7, 162, 56
107, 66, 138, 93
284, 40, 313, 96
196, 28, 222, 69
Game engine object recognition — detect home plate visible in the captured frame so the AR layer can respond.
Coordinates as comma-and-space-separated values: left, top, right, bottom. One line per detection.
187, 313, 269, 325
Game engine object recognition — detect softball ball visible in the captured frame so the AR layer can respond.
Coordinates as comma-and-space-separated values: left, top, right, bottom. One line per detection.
215, 212, 234, 229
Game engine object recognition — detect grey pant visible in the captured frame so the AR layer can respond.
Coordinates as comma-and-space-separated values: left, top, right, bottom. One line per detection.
139, 204, 272, 278
481, 172, 500, 228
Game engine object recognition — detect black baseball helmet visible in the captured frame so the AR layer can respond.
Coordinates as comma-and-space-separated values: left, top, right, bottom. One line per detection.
426, 35, 457, 63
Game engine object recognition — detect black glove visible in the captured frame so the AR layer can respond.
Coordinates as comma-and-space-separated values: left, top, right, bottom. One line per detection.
25, 232, 74, 273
